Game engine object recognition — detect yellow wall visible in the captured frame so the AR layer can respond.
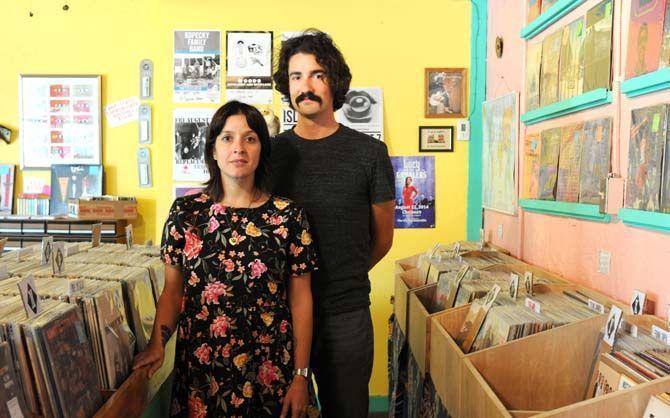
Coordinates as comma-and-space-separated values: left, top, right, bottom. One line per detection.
1, 0, 471, 396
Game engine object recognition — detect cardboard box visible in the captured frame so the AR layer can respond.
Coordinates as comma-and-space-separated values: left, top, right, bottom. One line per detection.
67, 197, 137, 220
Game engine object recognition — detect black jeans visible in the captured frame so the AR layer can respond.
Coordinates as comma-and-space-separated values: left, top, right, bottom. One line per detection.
311, 308, 374, 418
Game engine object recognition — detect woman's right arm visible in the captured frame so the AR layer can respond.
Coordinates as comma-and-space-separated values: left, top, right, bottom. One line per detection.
132, 264, 184, 378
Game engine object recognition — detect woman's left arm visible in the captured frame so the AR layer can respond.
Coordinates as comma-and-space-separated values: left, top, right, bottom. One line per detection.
281, 272, 313, 418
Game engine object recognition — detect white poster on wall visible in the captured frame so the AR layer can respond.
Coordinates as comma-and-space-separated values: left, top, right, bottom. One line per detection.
19, 75, 102, 168
335, 87, 384, 141
226, 31, 273, 105
173, 108, 214, 181
173, 30, 221, 103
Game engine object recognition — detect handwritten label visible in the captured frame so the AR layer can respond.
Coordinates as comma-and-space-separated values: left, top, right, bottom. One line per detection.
40, 237, 53, 266
16, 247, 32, 262
651, 325, 670, 346
0, 265, 8, 281
92, 223, 102, 248
524, 272, 534, 296
52, 242, 65, 275
427, 243, 441, 258
66, 244, 80, 257
630, 290, 646, 315
452, 242, 461, 258
0, 238, 7, 253
68, 279, 85, 297
587, 299, 605, 314
525, 297, 541, 313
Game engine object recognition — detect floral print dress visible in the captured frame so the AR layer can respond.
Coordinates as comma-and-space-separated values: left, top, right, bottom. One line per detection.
160, 193, 319, 418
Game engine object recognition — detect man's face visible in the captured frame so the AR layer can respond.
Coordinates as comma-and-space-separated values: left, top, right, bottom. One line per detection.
288, 53, 334, 117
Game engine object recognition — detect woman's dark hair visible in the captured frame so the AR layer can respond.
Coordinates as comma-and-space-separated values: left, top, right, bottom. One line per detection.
405, 177, 412, 187
273, 30, 352, 111
204, 101, 271, 202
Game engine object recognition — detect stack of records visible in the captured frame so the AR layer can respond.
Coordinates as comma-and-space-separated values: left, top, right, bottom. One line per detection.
86, 242, 161, 258
0, 276, 135, 390
590, 323, 670, 398
0, 301, 102, 417
424, 250, 522, 284
12, 263, 155, 352
68, 249, 165, 302
0, 341, 29, 418
457, 290, 600, 353
481, 263, 571, 285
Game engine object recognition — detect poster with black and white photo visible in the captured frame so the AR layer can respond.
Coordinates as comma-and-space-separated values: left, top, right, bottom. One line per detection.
335, 87, 384, 141
226, 31, 273, 105
173, 30, 221, 103
173, 108, 214, 181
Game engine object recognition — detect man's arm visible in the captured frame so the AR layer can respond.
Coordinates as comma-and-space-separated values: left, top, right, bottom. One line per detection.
369, 200, 395, 270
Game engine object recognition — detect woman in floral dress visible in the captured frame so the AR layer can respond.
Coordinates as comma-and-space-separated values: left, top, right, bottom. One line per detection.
134, 101, 319, 418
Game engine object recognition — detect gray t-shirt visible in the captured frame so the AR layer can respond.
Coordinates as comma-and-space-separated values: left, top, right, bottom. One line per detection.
271, 125, 395, 314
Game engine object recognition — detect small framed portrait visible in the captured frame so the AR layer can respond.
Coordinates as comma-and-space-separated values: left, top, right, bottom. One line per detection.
425, 68, 467, 118
419, 126, 454, 152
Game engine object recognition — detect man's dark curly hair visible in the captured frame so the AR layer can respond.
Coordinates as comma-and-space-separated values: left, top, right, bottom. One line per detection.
273, 30, 352, 111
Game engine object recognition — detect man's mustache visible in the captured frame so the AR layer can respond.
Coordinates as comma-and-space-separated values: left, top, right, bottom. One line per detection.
296, 92, 322, 105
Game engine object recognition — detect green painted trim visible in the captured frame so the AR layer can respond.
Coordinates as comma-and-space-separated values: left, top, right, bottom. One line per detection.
618, 208, 670, 233
369, 396, 388, 413
621, 68, 670, 98
520, 88, 612, 125
467, 0, 488, 241
519, 199, 611, 223
521, 0, 587, 39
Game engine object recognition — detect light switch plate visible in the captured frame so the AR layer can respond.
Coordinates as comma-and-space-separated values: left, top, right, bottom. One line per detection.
598, 249, 611, 275
139, 104, 152, 144
137, 147, 152, 188
140, 59, 153, 100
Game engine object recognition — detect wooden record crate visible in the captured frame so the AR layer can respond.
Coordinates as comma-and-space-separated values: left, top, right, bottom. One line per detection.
460, 315, 666, 418
426, 283, 625, 418
395, 252, 422, 273
394, 267, 431, 336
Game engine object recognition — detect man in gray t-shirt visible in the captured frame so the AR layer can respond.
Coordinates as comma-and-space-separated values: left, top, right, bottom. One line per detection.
272, 31, 395, 418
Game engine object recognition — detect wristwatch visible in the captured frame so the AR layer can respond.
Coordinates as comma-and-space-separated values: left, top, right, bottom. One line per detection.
293, 367, 312, 379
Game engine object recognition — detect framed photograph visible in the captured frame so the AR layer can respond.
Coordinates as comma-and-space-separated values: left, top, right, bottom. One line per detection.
425, 68, 467, 118
419, 126, 454, 152
19, 75, 102, 168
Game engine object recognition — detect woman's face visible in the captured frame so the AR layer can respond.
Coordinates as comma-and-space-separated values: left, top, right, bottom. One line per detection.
214, 114, 261, 182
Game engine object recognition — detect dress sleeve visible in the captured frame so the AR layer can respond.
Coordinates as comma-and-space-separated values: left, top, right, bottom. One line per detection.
370, 142, 396, 204
160, 199, 186, 268
286, 205, 318, 277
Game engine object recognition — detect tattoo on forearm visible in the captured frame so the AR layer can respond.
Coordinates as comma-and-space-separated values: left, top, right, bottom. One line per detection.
160, 325, 173, 347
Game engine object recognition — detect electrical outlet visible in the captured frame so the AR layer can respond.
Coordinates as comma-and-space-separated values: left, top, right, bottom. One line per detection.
497, 224, 503, 239
598, 250, 611, 275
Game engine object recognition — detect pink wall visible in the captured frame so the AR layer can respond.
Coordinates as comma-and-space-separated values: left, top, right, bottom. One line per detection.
484, 0, 670, 315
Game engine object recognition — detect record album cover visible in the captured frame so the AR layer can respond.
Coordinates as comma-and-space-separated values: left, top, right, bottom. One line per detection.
49, 164, 103, 215
625, 0, 666, 79
626, 105, 667, 211
556, 123, 583, 202
580, 118, 612, 206
538, 128, 562, 200
583, 0, 614, 91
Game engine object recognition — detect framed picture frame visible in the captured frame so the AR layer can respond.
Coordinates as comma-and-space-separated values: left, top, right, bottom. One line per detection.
425, 68, 467, 118
19, 75, 102, 169
419, 126, 454, 152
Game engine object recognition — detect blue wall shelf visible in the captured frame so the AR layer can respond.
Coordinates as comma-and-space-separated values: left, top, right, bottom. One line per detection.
520, 0, 587, 40
520, 88, 613, 126
621, 68, 670, 98
519, 199, 611, 223
618, 208, 670, 233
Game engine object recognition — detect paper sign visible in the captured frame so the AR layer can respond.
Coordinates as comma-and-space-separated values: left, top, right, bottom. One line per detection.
652, 325, 670, 345
525, 297, 541, 313
0, 265, 8, 281
509, 273, 519, 299
524, 272, 534, 296
603, 305, 623, 347
452, 242, 461, 258
16, 247, 32, 262
68, 279, 85, 297
0, 238, 6, 253
22, 176, 49, 194
105, 96, 140, 128
52, 242, 65, 275
587, 299, 605, 314
6, 397, 25, 418
630, 290, 646, 315
40, 237, 53, 266
125, 224, 134, 249
17, 275, 42, 319
92, 223, 102, 248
